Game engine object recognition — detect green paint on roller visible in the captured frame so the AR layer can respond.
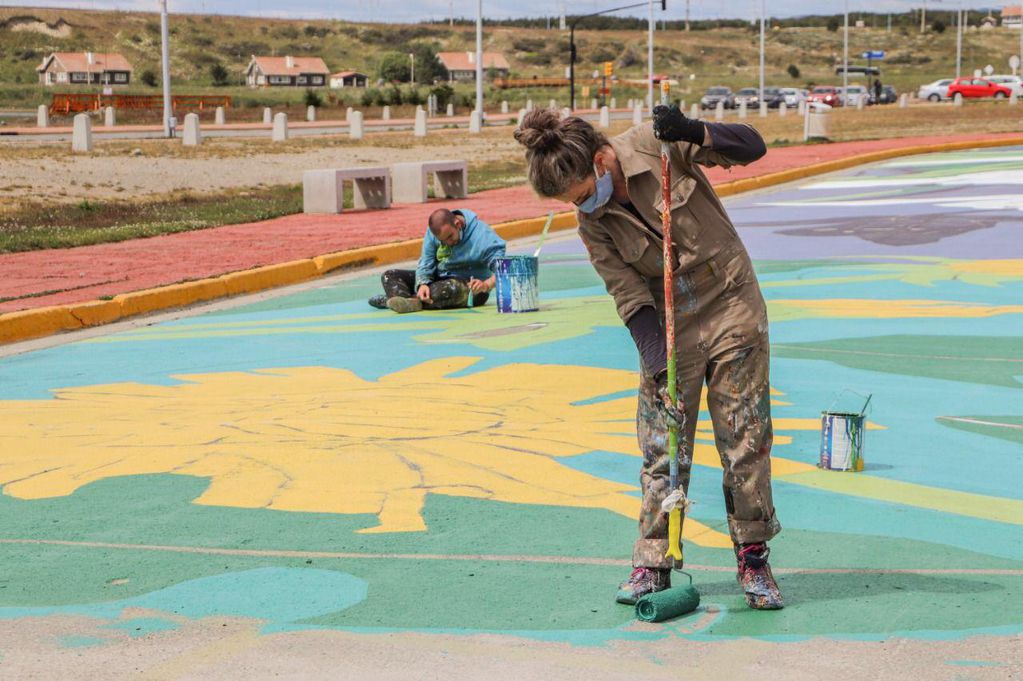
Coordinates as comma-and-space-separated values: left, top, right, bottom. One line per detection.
634, 585, 700, 623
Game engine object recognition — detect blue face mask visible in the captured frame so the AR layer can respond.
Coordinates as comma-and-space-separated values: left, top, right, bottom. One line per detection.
577, 164, 613, 214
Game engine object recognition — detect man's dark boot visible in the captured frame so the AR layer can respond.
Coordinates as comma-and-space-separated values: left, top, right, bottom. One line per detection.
616, 567, 670, 605
368, 294, 388, 309
736, 543, 784, 610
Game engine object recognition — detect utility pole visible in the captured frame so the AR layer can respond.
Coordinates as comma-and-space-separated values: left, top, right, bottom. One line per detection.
843, 0, 849, 102
759, 0, 765, 106
685, 0, 690, 31
955, 1, 963, 79
449, 0, 453, 27
160, 0, 172, 138
475, 0, 483, 117
647, 0, 655, 109
921, 0, 927, 33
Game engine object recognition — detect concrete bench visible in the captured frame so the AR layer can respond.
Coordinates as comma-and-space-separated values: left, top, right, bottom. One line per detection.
391, 159, 468, 204
303, 167, 391, 214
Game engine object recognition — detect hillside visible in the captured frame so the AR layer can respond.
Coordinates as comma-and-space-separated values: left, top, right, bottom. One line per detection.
2, 6, 1022, 109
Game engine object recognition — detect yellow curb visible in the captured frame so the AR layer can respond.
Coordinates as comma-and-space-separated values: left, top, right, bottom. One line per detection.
5, 134, 1023, 346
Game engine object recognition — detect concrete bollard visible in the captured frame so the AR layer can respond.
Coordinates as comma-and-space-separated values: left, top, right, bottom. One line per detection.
307, 105, 316, 122
797, 100, 806, 116
759, 102, 768, 118
349, 110, 364, 139
501, 100, 509, 114
610, 97, 617, 109
627, 98, 634, 109
72, 113, 93, 152
272, 112, 288, 141
414, 108, 427, 137
382, 105, 391, 121
591, 98, 599, 110
1011, 94, 1019, 107
447, 103, 454, 117
182, 112, 202, 146
37, 104, 48, 128
215, 106, 225, 125
899, 93, 908, 108
517, 108, 527, 126
104, 106, 115, 127
346, 106, 353, 122
856, 97, 865, 110
739, 101, 748, 119
263, 107, 272, 124
779, 103, 787, 117
599, 105, 610, 128
690, 103, 700, 120
469, 109, 482, 133
526, 98, 534, 111
715, 101, 724, 121
632, 103, 643, 125
679, 100, 686, 112
549, 99, 557, 109
561, 107, 571, 119
954, 92, 963, 107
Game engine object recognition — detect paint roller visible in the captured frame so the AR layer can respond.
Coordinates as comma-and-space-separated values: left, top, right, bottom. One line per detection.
634, 80, 700, 623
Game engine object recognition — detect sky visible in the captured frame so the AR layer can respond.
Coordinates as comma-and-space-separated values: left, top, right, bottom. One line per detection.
6, 0, 1010, 24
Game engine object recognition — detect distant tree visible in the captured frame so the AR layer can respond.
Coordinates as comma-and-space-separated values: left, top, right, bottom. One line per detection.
931, 19, 946, 33
141, 70, 158, 87
409, 43, 448, 84
826, 18, 840, 32
430, 83, 454, 107
379, 51, 412, 82
304, 89, 323, 108
787, 64, 800, 79
210, 63, 230, 86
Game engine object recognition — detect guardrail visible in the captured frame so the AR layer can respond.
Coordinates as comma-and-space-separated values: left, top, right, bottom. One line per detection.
50, 94, 233, 115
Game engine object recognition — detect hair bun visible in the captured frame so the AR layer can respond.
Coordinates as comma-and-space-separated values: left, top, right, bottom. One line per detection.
513, 109, 563, 151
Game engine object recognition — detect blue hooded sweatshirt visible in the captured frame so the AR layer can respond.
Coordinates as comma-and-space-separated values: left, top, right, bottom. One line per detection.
414, 209, 507, 287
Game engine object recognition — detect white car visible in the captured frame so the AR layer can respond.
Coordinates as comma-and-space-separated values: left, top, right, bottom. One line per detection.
780, 87, 808, 108
840, 85, 869, 107
988, 75, 1023, 99
918, 78, 954, 102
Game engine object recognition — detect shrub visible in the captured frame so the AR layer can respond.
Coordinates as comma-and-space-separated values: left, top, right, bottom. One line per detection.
304, 89, 323, 108
787, 64, 800, 79
210, 63, 230, 86
379, 51, 411, 83
932, 19, 946, 33
141, 70, 158, 87
361, 88, 378, 106
430, 83, 455, 107
826, 18, 840, 32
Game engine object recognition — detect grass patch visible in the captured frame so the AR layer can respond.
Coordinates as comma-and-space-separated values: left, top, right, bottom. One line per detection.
0, 185, 303, 253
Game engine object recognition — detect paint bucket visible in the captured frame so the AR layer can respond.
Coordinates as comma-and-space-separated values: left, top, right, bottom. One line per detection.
493, 255, 539, 313
819, 393, 871, 472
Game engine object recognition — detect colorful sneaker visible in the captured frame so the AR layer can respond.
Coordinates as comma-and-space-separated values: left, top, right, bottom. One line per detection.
736, 543, 784, 610
615, 567, 670, 605
368, 294, 388, 309
386, 297, 423, 314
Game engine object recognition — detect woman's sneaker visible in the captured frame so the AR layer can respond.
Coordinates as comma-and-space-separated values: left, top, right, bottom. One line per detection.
736, 543, 784, 610
615, 567, 670, 605
386, 297, 423, 314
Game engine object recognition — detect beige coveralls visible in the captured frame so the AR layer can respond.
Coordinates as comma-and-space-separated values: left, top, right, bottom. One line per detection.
577, 122, 782, 569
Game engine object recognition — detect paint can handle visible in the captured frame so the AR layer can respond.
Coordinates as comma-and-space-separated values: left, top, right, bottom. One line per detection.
826, 389, 873, 416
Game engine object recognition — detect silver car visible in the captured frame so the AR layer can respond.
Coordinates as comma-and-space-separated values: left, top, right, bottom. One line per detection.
918, 78, 954, 102
780, 87, 807, 108
988, 75, 1023, 99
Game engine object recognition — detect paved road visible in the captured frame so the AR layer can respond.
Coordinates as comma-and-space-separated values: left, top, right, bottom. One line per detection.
1, 148, 1021, 679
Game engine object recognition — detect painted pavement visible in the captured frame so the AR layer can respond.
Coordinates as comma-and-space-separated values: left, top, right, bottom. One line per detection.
0, 148, 1021, 663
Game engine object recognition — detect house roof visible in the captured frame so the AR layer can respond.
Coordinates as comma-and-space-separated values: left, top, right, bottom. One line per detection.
250, 56, 330, 76
37, 52, 133, 73
1004, 5, 1022, 17
331, 71, 367, 78
437, 51, 510, 71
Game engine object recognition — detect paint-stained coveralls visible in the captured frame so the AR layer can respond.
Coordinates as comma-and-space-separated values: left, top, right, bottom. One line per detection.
577, 121, 781, 569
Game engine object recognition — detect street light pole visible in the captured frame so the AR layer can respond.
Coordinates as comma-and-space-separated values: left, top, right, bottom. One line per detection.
759, 0, 765, 106
956, 1, 963, 79
842, 0, 849, 102
647, 0, 654, 109
160, 0, 172, 138
475, 0, 483, 117
409, 53, 415, 85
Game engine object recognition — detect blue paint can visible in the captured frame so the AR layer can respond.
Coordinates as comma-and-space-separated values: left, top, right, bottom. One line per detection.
493, 256, 539, 313
819, 394, 871, 472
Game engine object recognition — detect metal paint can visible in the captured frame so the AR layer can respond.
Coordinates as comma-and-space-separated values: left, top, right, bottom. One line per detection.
493, 255, 539, 313
819, 411, 866, 471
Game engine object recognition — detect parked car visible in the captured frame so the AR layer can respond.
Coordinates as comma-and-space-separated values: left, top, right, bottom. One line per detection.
700, 86, 735, 110
733, 87, 760, 107
808, 86, 842, 107
840, 85, 869, 107
780, 87, 808, 108
946, 77, 1013, 100
918, 78, 954, 102
761, 87, 786, 108
868, 85, 898, 105
987, 75, 1023, 99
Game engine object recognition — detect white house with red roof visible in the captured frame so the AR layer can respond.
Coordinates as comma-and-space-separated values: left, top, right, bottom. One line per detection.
437, 51, 509, 83
37, 52, 133, 86
329, 71, 369, 88
1003, 5, 1022, 28
245, 55, 330, 87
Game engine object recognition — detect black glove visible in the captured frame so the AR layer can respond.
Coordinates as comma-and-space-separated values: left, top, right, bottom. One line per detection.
652, 104, 706, 145
655, 370, 685, 429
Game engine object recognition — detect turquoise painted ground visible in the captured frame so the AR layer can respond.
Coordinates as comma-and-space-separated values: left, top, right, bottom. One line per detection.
0, 148, 1021, 650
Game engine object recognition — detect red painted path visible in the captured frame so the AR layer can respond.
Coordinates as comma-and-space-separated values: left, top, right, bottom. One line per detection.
2, 130, 1021, 313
